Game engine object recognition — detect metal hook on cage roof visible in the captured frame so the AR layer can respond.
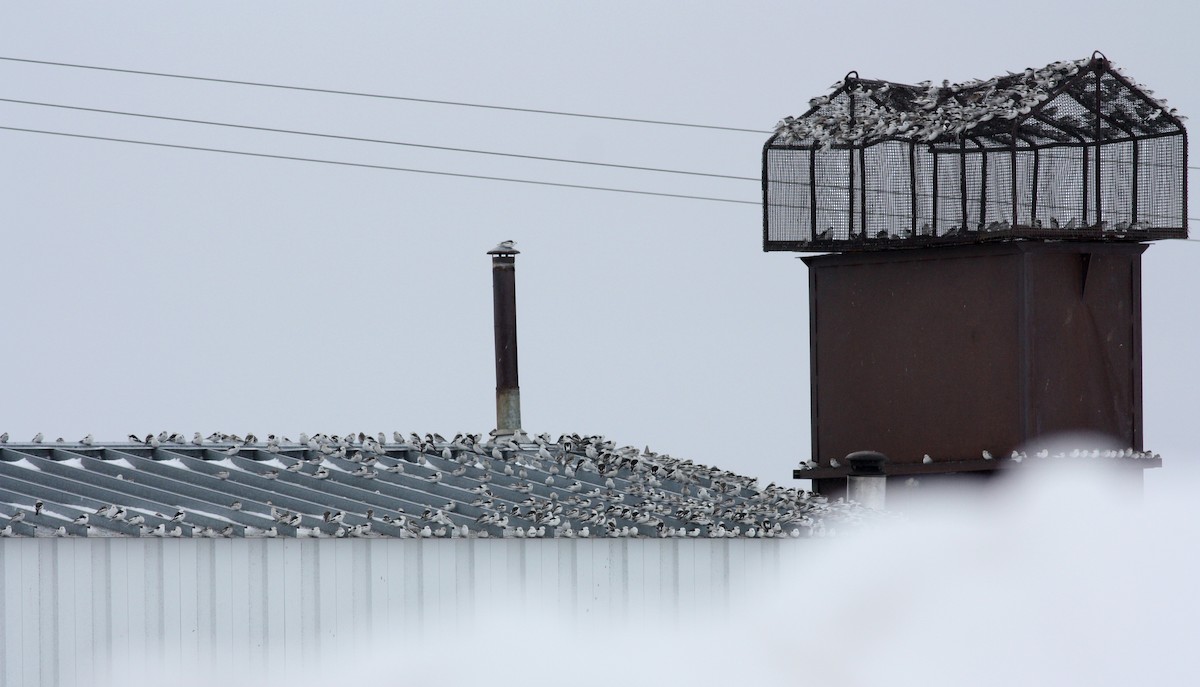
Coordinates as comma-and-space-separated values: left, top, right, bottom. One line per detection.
844, 70, 859, 82
1091, 50, 1107, 64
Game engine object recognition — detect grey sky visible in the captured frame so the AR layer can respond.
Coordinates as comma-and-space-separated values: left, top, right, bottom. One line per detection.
1, 1, 1196, 490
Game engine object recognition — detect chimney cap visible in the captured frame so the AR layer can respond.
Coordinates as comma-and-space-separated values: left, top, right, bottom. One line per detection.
488, 240, 520, 256
846, 451, 887, 476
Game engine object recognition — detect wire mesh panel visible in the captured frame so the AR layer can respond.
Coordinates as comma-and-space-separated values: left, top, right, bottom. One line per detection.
764, 55, 1187, 252
934, 151, 962, 233
1099, 140, 1135, 229
913, 146, 936, 235
850, 148, 864, 239
984, 150, 1014, 230
1037, 145, 1086, 228
864, 141, 912, 239
963, 149, 984, 233
764, 148, 812, 243
814, 148, 852, 241
1137, 134, 1186, 230
1013, 150, 1037, 227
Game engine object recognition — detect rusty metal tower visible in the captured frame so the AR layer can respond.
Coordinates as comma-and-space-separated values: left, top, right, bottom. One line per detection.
765, 54, 1184, 494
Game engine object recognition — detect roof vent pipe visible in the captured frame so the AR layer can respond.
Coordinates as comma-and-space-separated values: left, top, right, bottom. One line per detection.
846, 451, 887, 510
488, 241, 522, 434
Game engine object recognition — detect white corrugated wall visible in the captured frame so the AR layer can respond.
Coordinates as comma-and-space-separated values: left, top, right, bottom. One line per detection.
0, 538, 792, 687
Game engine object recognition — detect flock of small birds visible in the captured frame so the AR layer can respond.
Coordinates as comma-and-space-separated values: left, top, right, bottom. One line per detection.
796, 447, 1161, 470
771, 55, 1182, 245
0, 429, 872, 539
0, 431, 91, 445
774, 56, 1185, 149
814, 215, 1158, 243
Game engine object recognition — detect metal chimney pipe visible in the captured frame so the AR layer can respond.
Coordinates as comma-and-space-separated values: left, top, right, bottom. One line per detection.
846, 451, 887, 510
488, 241, 522, 433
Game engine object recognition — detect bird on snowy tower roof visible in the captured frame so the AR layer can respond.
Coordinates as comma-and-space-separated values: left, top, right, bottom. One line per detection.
762, 52, 1187, 252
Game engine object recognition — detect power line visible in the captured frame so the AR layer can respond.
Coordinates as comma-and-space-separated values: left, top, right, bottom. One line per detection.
0, 96, 1064, 199
0, 125, 763, 206
2, 54, 1198, 175
1, 123, 1196, 222
0, 124, 980, 217
0, 55, 769, 134
0, 97, 759, 183
12, 96, 1191, 200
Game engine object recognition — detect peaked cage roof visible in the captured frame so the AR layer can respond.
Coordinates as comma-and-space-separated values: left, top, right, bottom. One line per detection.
769, 53, 1186, 151
762, 53, 1188, 252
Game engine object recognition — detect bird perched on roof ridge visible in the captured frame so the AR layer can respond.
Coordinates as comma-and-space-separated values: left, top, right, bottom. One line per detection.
32, 432, 43, 443
491, 240, 516, 252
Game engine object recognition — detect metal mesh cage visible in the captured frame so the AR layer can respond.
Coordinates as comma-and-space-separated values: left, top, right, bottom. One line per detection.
764, 55, 1187, 252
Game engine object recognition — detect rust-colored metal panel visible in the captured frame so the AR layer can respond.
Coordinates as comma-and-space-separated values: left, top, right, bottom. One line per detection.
1024, 243, 1146, 448
807, 244, 1024, 467
804, 242, 1145, 482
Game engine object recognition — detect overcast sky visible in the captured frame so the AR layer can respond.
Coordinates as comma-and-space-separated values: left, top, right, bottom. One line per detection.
0, 1, 1196, 490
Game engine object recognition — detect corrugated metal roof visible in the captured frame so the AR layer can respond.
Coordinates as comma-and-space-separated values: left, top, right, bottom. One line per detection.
0, 432, 859, 539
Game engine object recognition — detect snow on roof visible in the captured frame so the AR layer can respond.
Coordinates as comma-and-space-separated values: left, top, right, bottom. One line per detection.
771, 54, 1185, 150
0, 432, 867, 540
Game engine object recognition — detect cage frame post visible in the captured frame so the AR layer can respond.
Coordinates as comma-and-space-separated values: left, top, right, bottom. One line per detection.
809, 147, 818, 237
1094, 59, 1103, 228
959, 139, 968, 232
909, 142, 918, 237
